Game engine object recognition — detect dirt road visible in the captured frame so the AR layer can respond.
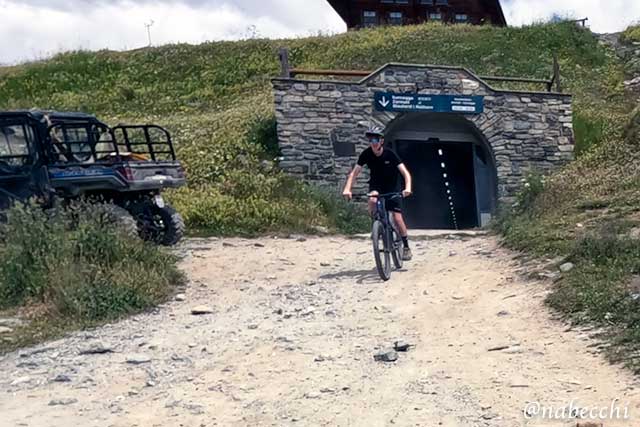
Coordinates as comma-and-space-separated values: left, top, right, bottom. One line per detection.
1, 232, 639, 427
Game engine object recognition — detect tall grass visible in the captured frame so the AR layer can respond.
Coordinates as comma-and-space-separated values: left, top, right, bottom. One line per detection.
0, 202, 184, 351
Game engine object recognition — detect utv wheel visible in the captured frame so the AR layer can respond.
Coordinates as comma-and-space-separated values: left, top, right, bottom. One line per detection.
100, 204, 139, 238
142, 204, 185, 246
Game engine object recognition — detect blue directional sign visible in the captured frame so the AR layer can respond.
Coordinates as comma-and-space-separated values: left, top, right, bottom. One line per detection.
373, 92, 484, 114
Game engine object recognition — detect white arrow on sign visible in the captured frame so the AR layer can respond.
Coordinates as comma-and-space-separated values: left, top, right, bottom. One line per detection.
378, 96, 390, 108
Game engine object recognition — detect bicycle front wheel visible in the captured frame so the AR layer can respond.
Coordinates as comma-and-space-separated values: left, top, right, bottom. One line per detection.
391, 226, 404, 270
372, 220, 391, 281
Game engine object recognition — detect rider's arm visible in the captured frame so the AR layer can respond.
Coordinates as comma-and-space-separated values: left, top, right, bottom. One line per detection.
342, 165, 363, 198
398, 163, 412, 195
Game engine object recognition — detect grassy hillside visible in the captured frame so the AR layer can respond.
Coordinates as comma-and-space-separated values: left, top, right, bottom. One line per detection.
0, 22, 626, 235
2, 22, 640, 366
496, 26, 640, 372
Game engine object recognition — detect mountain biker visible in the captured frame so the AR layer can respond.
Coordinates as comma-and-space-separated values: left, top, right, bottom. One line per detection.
342, 126, 413, 261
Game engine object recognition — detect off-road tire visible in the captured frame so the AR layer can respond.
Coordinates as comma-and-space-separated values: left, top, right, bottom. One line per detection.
372, 220, 391, 281
100, 204, 139, 238
158, 205, 185, 246
147, 205, 185, 246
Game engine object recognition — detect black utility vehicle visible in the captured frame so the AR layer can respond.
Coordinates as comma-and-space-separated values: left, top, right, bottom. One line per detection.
0, 110, 186, 245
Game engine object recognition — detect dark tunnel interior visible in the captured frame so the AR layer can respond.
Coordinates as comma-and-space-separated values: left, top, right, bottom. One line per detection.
395, 140, 478, 230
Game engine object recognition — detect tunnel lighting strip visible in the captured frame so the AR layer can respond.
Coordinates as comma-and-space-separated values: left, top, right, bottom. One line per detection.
438, 148, 459, 230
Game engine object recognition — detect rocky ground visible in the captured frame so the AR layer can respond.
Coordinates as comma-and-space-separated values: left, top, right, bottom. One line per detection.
598, 32, 640, 95
1, 232, 639, 427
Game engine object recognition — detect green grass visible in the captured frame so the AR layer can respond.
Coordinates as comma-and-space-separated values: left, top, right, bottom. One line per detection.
622, 24, 640, 43
0, 202, 185, 353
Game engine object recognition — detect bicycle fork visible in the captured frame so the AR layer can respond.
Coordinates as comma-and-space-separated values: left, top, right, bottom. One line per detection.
384, 228, 393, 254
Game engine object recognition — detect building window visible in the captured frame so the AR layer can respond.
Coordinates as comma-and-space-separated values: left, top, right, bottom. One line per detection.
363, 10, 378, 27
389, 11, 403, 25
429, 12, 442, 21
435, 0, 449, 5
382, 0, 409, 3
455, 13, 468, 22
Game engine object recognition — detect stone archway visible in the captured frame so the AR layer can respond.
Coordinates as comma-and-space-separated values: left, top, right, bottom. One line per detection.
378, 112, 498, 229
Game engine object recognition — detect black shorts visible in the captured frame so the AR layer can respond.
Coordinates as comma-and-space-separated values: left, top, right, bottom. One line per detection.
386, 197, 403, 213
370, 193, 403, 213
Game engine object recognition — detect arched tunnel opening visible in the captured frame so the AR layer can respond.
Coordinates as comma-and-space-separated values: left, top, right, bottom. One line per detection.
385, 113, 497, 230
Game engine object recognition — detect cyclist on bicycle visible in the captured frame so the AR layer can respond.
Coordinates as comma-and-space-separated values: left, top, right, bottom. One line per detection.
342, 126, 413, 261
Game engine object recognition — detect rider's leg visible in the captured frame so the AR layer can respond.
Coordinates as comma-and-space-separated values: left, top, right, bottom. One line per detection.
393, 211, 412, 260
392, 212, 408, 238
368, 196, 378, 217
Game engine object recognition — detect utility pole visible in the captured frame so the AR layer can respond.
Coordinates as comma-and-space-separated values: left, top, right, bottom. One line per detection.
145, 20, 155, 47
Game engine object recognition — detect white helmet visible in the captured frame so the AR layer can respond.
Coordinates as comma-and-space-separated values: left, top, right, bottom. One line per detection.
365, 125, 384, 138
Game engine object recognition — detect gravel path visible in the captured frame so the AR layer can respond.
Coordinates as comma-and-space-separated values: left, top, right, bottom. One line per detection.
1, 232, 639, 427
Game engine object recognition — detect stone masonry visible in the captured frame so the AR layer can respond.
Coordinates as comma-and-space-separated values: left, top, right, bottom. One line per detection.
272, 63, 574, 203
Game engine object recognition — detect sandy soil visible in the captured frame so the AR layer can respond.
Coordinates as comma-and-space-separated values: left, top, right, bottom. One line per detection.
1, 232, 639, 427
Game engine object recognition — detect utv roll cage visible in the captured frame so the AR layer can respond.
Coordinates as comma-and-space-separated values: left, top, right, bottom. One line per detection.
0, 110, 187, 245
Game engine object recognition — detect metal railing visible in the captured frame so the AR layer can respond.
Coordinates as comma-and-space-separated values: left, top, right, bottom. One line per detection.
278, 48, 562, 93
571, 18, 588, 27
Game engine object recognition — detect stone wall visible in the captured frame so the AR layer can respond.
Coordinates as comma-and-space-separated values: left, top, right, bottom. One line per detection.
272, 64, 574, 203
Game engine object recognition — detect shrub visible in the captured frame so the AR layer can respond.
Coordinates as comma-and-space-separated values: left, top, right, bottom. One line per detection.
305, 186, 370, 235
624, 106, 640, 144
546, 224, 640, 363
512, 173, 546, 217
246, 114, 280, 159
573, 110, 606, 155
170, 173, 369, 236
0, 201, 184, 322
621, 25, 640, 43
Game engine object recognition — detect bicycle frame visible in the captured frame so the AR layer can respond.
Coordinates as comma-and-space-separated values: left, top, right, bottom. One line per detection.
372, 193, 401, 252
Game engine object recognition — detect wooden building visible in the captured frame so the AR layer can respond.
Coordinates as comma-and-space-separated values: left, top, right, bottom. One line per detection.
326, 0, 507, 29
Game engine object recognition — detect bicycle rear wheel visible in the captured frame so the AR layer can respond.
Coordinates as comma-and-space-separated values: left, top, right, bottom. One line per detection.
372, 220, 391, 281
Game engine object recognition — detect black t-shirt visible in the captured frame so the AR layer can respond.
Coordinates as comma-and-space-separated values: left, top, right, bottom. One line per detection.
357, 147, 403, 193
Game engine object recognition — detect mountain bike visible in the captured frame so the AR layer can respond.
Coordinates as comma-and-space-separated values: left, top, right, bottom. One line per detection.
369, 192, 405, 281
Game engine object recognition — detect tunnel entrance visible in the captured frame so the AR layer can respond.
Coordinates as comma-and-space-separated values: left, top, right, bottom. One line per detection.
396, 140, 477, 229
386, 113, 497, 230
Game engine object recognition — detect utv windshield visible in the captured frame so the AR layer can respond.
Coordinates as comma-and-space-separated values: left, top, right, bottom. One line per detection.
0, 123, 34, 170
